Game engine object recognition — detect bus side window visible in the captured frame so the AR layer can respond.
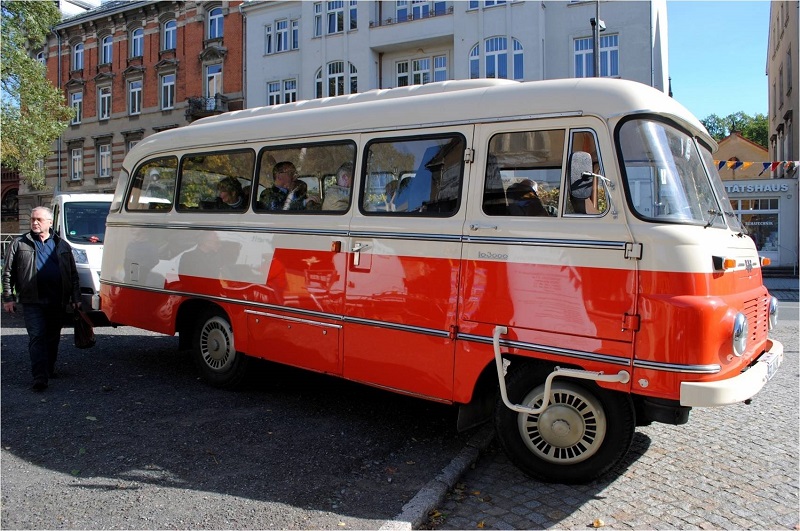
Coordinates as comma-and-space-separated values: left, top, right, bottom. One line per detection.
565, 130, 605, 215
361, 135, 465, 216
254, 141, 356, 213
177, 150, 255, 212
126, 156, 178, 211
482, 130, 564, 217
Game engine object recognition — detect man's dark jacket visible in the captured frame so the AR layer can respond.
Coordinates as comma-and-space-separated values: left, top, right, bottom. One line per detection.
2, 231, 81, 306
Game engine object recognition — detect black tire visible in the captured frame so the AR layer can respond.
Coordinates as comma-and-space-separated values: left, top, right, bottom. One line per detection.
495, 362, 635, 484
191, 308, 249, 389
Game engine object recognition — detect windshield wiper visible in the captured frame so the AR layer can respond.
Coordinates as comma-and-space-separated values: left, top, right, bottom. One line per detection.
704, 209, 721, 228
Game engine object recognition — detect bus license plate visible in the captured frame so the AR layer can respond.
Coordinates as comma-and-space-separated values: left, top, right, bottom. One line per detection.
760, 351, 782, 381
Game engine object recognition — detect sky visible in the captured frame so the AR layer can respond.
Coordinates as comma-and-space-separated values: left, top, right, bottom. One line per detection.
666, 1, 771, 120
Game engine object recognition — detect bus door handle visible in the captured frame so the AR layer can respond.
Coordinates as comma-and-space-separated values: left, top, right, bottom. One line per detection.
470, 223, 498, 231
351, 242, 370, 266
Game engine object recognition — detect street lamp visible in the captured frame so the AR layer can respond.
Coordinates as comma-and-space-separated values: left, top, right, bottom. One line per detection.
590, 15, 606, 78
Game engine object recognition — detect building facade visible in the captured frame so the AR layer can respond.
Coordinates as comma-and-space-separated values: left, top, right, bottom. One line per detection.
715, 133, 798, 269
767, 1, 798, 180
240, 0, 668, 107
19, 0, 244, 217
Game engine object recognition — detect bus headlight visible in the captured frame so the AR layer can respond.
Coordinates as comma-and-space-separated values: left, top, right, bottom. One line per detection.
732, 312, 748, 357
768, 297, 779, 330
71, 248, 88, 264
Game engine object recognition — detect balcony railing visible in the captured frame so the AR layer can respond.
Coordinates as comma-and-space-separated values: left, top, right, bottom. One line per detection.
369, 5, 453, 28
185, 93, 229, 121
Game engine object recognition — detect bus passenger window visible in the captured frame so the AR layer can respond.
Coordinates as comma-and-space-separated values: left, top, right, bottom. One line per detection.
565, 130, 606, 216
177, 150, 254, 212
361, 134, 465, 216
254, 141, 356, 214
482, 130, 564, 217
127, 156, 178, 211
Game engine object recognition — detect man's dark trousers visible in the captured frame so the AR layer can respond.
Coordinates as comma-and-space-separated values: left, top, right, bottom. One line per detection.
22, 303, 64, 384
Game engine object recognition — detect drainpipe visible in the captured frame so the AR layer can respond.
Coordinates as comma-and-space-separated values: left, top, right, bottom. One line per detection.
239, 3, 247, 109
56, 29, 63, 193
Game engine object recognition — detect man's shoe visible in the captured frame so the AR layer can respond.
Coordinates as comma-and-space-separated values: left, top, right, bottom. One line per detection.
32, 380, 48, 392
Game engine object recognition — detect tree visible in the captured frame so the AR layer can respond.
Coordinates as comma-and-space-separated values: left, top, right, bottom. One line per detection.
700, 112, 768, 149
1, 1, 73, 190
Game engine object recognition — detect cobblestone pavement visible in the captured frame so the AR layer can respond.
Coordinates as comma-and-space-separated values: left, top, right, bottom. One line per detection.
423, 320, 799, 530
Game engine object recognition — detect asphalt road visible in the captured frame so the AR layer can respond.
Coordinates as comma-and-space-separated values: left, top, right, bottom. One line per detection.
0, 310, 474, 530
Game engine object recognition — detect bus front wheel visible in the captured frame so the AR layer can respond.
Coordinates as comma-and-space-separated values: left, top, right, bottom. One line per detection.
192, 308, 248, 389
495, 363, 635, 484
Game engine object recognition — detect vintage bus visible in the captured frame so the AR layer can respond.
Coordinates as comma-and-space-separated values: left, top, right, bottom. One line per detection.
98, 78, 783, 483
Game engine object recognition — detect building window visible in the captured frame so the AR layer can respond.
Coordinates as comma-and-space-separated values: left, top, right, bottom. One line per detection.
208, 7, 224, 39
276, 20, 289, 52
128, 79, 142, 115
284, 79, 297, 103
131, 28, 143, 57
574, 35, 619, 78
349, 0, 357, 30
398, 0, 447, 20
98, 144, 112, 178
314, 2, 322, 37
70, 91, 83, 124
267, 81, 281, 105
265, 24, 273, 54
292, 20, 300, 49
206, 64, 222, 99
730, 198, 780, 255
397, 61, 409, 87
434, 55, 447, 82
412, 58, 431, 85
327, 1, 344, 34
161, 73, 175, 109
779, 65, 784, 108
787, 47, 793, 96
36, 50, 45, 65
316, 61, 356, 98
469, 38, 523, 80
98, 86, 111, 120
101, 35, 113, 64
73, 43, 84, 70
163, 20, 177, 50
71, 148, 83, 181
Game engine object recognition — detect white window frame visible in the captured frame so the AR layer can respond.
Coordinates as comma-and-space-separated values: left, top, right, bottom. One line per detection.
485, 37, 507, 79
292, 20, 300, 49
412, 58, 431, 85
267, 81, 281, 105
101, 35, 113, 64
598, 34, 619, 77
71, 148, 83, 181
265, 24, 273, 54
71, 91, 83, 124
434, 55, 447, 82
349, 0, 357, 30
163, 20, 177, 50
128, 79, 142, 115
276, 20, 289, 52
206, 64, 222, 99
36, 51, 46, 65
396, 61, 409, 87
98, 144, 112, 178
131, 28, 144, 57
316, 62, 356, 98
98, 86, 112, 120
73, 43, 84, 70
284, 79, 297, 103
327, 1, 344, 34
574, 35, 619, 78
209, 7, 224, 39
314, 3, 323, 37
161, 73, 176, 110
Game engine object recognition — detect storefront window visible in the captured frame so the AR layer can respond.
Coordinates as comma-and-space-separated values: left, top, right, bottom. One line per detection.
730, 198, 780, 252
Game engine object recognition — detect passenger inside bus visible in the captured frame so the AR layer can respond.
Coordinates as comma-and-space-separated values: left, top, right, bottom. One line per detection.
216, 177, 246, 210
506, 179, 549, 216
321, 162, 353, 211
257, 161, 320, 211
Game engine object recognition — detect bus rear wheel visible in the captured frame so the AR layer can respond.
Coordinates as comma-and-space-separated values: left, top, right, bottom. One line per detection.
495, 363, 635, 484
192, 308, 248, 389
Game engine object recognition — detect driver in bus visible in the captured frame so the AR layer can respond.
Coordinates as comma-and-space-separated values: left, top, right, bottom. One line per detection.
258, 161, 319, 211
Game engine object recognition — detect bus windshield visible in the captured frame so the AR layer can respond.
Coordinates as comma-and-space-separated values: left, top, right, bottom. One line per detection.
63, 202, 110, 244
618, 119, 726, 229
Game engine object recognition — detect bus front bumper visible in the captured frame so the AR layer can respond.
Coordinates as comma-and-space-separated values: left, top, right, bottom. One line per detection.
680, 339, 784, 407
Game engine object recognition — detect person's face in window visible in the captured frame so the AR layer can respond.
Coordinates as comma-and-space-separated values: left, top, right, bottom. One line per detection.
337, 170, 351, 188
274, 167, 295, 189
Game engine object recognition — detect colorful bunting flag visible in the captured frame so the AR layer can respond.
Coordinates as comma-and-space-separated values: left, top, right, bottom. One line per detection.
711, 160, 800, 176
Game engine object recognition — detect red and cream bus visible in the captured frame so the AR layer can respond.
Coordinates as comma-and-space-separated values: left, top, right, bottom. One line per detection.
98, 78, 783, 483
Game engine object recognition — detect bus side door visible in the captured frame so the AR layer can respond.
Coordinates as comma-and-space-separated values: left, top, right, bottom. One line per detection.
342, 128, 473, 401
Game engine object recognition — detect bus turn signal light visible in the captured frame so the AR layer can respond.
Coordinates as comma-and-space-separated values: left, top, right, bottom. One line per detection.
722, 258, 737, 270
760, 256, 771, 267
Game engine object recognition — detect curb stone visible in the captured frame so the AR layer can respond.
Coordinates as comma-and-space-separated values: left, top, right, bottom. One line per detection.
380, 424, 495, 530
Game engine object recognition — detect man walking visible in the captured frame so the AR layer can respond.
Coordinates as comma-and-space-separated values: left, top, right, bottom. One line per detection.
2, 206, 81, 391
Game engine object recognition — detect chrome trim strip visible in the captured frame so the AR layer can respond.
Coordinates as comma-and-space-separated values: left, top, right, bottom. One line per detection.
342, 316, 450, 338
106, 221, 625, 249
464, 236, 626, 250
457, 333, 631, 367
244, 309, 342, 329
633, 359, 721, 374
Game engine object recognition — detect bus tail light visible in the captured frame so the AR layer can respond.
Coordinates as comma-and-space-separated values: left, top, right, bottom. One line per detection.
760, 256, 771, 267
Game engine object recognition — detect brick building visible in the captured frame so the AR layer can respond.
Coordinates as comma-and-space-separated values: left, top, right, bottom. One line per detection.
19, 0, 244, 218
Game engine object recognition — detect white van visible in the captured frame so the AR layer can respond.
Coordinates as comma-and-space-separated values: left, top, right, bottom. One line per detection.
51, 193, 112, 321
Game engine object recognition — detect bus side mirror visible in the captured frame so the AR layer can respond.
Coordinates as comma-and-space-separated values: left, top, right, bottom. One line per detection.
569, 151, 594, 200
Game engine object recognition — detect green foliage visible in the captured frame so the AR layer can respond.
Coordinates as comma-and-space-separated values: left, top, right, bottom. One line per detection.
1, 1, 73, 190
700, 112, 768, 149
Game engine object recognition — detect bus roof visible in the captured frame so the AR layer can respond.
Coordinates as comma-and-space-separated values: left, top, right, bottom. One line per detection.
124, 78, 709, 168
